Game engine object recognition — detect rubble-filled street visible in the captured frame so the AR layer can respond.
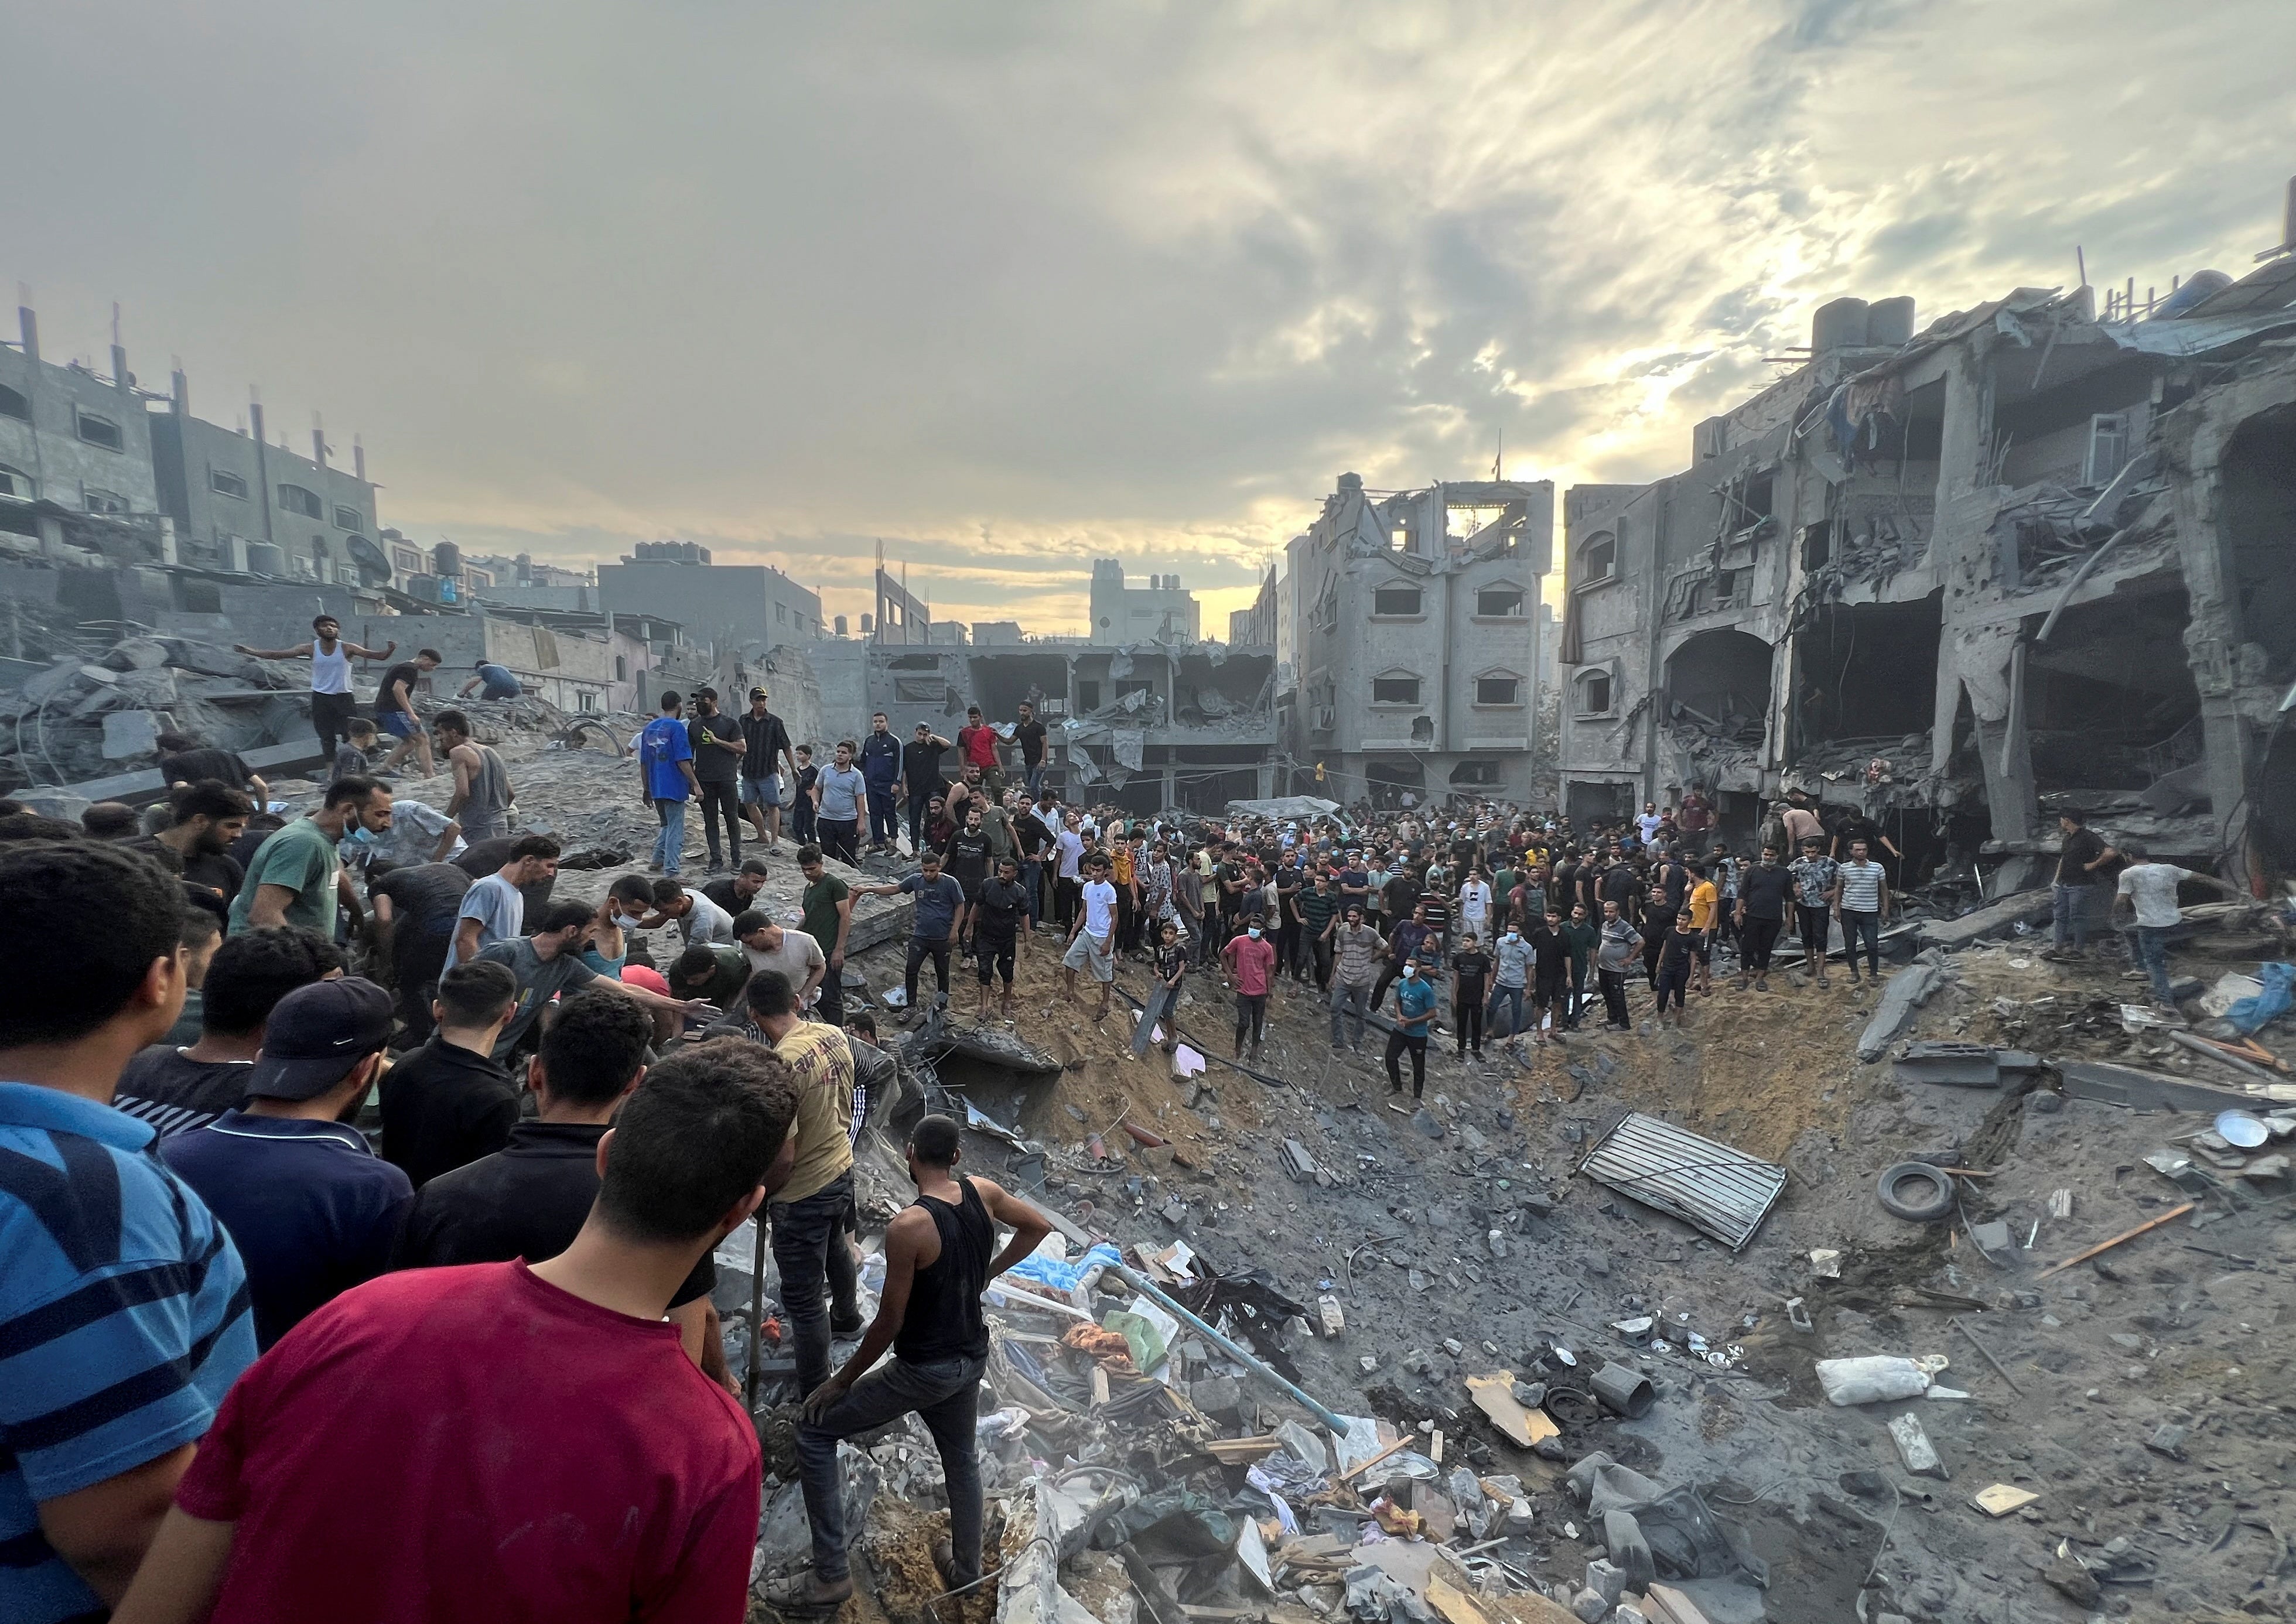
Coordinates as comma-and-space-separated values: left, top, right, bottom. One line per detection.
380, 722, 2295, 1624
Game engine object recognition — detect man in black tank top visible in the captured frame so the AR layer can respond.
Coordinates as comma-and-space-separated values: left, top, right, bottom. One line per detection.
781, 1114, 1050, 1611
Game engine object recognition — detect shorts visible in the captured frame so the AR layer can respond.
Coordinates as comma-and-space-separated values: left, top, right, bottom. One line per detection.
976, 935, 1017, 984
744, 774, 781, 808
377, 709, 418, 740
1062, 931, 1114, 983
1690, 928, 1713, 963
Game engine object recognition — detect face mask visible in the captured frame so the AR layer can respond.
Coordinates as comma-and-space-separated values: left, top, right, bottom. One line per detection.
347, 825, 377, 845
1403, 966, 1419, 979
1248, 927, 1262, 939
1505, 930, 1518, 941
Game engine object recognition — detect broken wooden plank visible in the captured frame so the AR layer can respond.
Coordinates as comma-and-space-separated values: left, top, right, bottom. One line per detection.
2036, 1202, 2196, 1278
1204, 1436, 1284, 1465
1463, 1370, 1560, 1449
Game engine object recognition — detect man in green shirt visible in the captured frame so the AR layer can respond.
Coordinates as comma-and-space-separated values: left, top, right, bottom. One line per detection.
228, 777, 392, 937
797, 845, 853, 1025
1557, 902, 1600, 1031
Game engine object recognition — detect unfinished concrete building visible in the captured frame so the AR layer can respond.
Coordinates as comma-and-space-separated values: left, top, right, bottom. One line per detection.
1283, 474, 1554, 807
811, 631, 1278, 812
1560, 210, 2296, 889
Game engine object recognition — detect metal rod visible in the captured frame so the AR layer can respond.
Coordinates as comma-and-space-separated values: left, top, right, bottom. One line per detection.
1106, 1262, 1349, 1432
1950, 1315, 2024, 1396
744, 1213, 766, 1412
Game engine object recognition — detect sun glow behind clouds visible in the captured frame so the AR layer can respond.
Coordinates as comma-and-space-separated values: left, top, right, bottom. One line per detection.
6, 0, 2291, 631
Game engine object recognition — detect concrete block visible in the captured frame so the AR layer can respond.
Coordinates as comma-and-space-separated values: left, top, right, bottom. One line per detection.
102, 710, 164, 760
1583, 1558, 1628, 1608
1569, 1587, 1610, 1622
1600, 1509, 1655, 1589
104, 637, 171, 671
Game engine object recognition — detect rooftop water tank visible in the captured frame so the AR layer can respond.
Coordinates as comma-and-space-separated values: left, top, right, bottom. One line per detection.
1812, 297, 1870, 353
1867, 296, 1916, 347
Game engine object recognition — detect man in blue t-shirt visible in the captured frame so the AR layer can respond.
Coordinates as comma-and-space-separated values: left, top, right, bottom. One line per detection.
853, 852, 966, 1024
0, 843, 257, 1624
638, 692, 700, 876
1386, 954, 1438, 1101
457, 660, 523, 702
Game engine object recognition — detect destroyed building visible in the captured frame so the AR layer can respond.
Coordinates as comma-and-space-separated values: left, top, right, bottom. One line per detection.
1282, 474, 1554, 807
1560, 199, 2296, 889
813, 625, 1280, 813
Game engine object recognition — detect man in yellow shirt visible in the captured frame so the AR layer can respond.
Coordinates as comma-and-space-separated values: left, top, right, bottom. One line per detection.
1685, 860, 1720, 996
743, 969, 862, 1396
1109, 838, 1138, 958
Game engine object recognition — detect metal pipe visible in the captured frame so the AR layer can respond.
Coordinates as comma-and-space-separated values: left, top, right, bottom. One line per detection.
1105, 1262, 1349, 1432
2165, 1029, 2281, 1086
2033, 525, 2134, 647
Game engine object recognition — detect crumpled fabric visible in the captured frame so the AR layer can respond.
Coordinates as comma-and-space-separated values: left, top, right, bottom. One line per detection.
1006, 1241, 1122, 1293
1060, 1323, 1137, 1372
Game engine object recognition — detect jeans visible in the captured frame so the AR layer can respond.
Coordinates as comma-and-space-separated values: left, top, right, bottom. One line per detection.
1795, 905, 1832, 969
867, 784, 900, 847
1024, 763, 1046, 799
1597, 967, 1632, 1028
905, 935, 952, 1007
906, 788, 934, 849
1655, 958, 1690, 1011
819, 817, 859, 866
1484, 983, 1525, 1040
791, 796, 817, 843
1276, 918, 1301, 978
770, 1172, 861, 1397
695, 778, 743, 867
1386, 1030, 1427, 1095
1455, 1000, 1482, 1055
391, 925, 455, 1042
651, 798, 688, 873
1134, 983, 1180, 1055
2134, 925, 2175, 1003
2052, 883, 2103, 951
1018, 859, 1042, 928
798, 1352, 988, 1585
1331, 980, 1374, 1046
1308, 936, 1333, 990
1235, 992, 1267, 1050
1840, 908, 1881, 977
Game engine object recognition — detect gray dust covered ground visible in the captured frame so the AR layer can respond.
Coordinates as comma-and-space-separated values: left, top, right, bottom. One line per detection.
423, 730, 2296, 1624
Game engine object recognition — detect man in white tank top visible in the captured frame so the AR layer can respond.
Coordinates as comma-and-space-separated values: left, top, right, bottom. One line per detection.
238, 614, 397, 761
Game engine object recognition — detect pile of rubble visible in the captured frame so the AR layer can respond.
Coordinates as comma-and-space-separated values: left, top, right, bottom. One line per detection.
0, 633, 315, 792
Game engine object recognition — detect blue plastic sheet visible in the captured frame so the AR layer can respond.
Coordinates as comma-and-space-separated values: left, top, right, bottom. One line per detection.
2227, 963, 2294, 1035
1006, 1242, 1122, 1294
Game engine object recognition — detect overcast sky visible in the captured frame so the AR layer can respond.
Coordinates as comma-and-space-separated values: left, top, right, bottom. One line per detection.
10, 1, 2292, 632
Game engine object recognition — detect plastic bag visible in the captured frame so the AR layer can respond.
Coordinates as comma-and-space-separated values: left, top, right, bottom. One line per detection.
1813, 1354, 1946, 1406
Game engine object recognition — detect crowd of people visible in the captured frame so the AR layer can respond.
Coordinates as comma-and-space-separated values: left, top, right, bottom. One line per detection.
4, 652, 2250, 1621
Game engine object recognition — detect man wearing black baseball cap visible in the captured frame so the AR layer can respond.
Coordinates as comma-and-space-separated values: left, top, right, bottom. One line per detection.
161, 977, 410, 1349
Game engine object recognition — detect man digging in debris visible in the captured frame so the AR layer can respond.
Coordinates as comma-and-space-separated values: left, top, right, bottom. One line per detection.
774, 1113, 1050, 1613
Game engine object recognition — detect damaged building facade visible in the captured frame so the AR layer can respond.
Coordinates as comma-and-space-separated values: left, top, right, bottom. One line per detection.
1283, 474, 1554, 807
814, 631, 1279, 813
1559, 208, 2296, 890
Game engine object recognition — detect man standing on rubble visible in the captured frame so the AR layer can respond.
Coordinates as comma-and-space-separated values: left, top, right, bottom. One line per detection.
1329, 902, 1382, 1053
860, 712, 903, 853
2044, 809, 2119, 961
783, 1115, 1049, 1612
903, 724, 953, 852
1595, 900, 1639, 1031
639, 691, 699, 877
237, 614, 397, 763
1733, 845, 1792, 992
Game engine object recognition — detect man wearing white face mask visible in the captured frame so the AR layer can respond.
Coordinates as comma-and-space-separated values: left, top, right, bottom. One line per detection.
1221, 911, 1277, 1059
1387, 951, 1437, 1099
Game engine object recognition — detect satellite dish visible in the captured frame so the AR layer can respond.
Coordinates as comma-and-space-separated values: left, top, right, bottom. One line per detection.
346, 534, 393, 586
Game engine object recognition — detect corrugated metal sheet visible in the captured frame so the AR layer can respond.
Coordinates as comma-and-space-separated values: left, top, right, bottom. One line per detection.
1576, 1113, 1786, 1253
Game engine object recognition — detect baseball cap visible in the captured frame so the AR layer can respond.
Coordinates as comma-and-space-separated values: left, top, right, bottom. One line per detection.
749, 687, 768, 700
248, 977, 394, 1100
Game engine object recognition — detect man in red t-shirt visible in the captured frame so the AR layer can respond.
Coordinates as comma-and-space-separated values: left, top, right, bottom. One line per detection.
955, 706, 1003, 794
1221, 912, 1279, 1060
113, 1045, 802, 1624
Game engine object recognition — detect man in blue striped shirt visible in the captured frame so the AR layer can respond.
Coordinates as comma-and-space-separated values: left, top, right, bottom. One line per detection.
1835, 837, 1892, 985
0, 842, 257, 1623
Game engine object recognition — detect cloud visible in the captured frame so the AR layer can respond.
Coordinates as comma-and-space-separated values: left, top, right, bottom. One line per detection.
7, 0, 2290, 632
